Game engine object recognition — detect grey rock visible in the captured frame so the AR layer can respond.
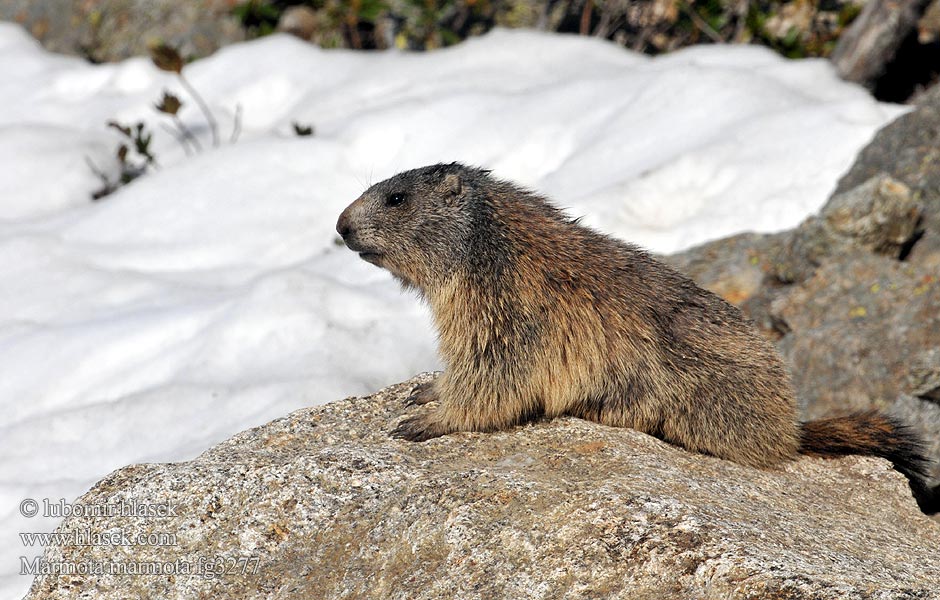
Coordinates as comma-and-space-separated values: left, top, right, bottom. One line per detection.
24, 375, 940, 600
769, 175, 922, 284
0, 0, 244, 62
830, 0, 931, 88
771, 252, 940, 419
821, 176, 921, 254
837, 84, 940, 195
908, 348, 940, 402
835, 83, 940, 271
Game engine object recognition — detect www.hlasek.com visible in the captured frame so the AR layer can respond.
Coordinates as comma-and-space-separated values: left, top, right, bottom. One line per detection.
20, 528, 177, 548
21, 555, 261, 579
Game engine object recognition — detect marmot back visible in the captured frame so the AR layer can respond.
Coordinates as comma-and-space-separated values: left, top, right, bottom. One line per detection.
336, 162, 939, 514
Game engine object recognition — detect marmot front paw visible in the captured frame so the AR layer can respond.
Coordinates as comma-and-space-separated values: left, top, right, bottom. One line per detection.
391, 414, 447, 442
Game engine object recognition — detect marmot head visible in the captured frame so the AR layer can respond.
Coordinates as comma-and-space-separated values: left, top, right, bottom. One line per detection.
336, 163, 487, 289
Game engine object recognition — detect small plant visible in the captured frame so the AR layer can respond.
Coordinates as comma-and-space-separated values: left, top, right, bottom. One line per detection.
88, 43, 257, 200
233, 0, 284, 38
87, 121, 158, 200
155, 90, 203, 154
150, 44, 221, 147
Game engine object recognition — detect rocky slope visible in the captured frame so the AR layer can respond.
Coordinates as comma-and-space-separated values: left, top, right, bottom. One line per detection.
24, 375, 940, 600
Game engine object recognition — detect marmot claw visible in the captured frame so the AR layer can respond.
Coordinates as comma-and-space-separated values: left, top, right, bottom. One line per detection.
405, 382, 438, 406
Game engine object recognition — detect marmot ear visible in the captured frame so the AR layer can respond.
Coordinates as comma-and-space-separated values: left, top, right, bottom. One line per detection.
441, 172, 462, 203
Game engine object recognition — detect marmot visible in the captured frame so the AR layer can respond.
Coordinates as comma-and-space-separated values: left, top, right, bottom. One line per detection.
336, 162, 939, 514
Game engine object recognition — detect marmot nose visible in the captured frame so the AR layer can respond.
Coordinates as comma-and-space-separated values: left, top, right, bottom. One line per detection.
336, 211, 353, 239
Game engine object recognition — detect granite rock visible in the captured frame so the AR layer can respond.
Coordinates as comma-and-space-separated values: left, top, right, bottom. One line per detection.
771, 253, 940, 417
835, 82, 940, 271
24, 375, 940, 600
769, 175, 922, 284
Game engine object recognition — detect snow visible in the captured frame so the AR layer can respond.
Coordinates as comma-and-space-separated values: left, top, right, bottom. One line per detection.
0, 21, 903, 599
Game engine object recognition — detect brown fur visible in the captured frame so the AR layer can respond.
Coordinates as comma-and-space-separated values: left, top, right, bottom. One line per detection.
336, 163, 938, 513
800, 411, 937, 513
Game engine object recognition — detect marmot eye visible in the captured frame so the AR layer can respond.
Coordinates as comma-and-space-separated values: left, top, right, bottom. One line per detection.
385, 192, 407, 207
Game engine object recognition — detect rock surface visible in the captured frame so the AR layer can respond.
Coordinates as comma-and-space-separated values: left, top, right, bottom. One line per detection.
836, 81, 940, 273
24, 374, 940, 600
768, 175, 922, 284
830, 0, 930, 89
0, 0, 244, 62
772, 252, 940, 418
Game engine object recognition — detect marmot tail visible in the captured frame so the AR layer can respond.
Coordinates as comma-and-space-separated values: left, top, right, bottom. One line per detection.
800, 411, 939, 514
